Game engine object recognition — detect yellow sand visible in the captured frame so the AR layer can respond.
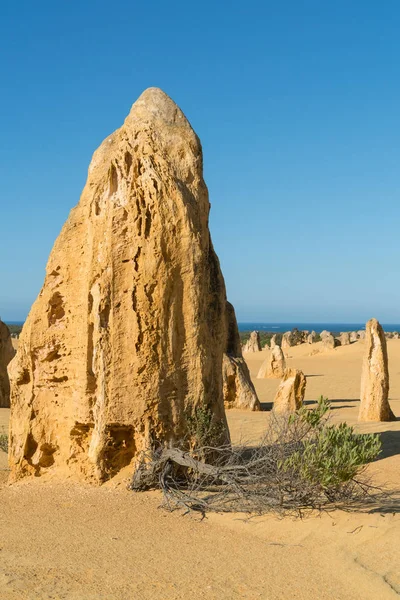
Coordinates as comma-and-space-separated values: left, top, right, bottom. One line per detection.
0, 339, 398, 599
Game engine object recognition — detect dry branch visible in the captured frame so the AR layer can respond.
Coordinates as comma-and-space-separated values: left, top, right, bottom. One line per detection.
130, 400, 384, 516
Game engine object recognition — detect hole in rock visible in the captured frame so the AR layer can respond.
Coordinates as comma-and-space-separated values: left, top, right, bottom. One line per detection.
47, 292, 65, 326
17, 369, 30, 385
70, 423, 94, 455
43, 347, 61, 362
49, 375, 68, 383
38, 443, 57, 468
99, 302, 111, 328
103, 425, 135, 477
24, 433, 38, 459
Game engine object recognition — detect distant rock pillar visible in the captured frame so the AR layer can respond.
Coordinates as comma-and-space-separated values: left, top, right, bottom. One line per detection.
273, 368, 306, 413
359, 319, 395, 422
0, 321, 16, 408
222, 303, 260, 411
257, 345, 286, 379
242, 331, 261, 353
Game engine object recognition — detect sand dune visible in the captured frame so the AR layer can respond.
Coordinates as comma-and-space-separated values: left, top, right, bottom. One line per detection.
0, 339, 398, 599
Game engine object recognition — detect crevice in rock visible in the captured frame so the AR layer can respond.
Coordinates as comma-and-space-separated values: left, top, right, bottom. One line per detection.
86, 323, 96, 394
109, 163, 118, 196
144, 207, 152, 238
124, 151, 132, 175
132, 287, 143, 352
136, 216, 142, 236
133, 247, 141, 272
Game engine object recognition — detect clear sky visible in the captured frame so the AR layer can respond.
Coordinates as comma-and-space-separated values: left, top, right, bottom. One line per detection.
1, 0, 399, 323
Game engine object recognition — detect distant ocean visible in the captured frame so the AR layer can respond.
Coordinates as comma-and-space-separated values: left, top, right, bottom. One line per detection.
238, 323, 400, 333
6, 321, 400, 334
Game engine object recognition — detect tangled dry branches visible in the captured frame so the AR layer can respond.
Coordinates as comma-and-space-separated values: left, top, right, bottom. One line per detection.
130, 399, 383, 515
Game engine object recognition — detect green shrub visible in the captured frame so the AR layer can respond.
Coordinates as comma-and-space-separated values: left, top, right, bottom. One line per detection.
186, 406, 225, 449
282, 397, 381, 500
133, 396, 383, 513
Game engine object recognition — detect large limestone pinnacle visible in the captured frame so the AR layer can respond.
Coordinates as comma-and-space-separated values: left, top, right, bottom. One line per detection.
359, 318, 395, 422
9, 87, 231, 482
0, 321, 15, 408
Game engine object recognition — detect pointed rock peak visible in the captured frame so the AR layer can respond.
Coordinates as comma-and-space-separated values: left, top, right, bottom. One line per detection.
128, 87, 191, 128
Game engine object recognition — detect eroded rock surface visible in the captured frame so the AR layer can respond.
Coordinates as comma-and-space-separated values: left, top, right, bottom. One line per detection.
281, 329, 303, 349
243, 331, 261, 353
339, 332, 350, 346
223, 302, 260, 411
322, 333, 338, 351
359, 318, 395, 422
257, 345, 285, 379
9, 88, 231, 482
307, 331, 317, 344
0, 321, 16, 408
273, 369, 306, 413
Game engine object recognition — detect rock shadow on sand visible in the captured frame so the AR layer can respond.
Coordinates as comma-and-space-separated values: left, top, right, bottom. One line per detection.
377, 428, 400, 461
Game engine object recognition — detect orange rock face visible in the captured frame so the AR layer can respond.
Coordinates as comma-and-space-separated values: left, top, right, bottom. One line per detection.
9, 88, 231, 482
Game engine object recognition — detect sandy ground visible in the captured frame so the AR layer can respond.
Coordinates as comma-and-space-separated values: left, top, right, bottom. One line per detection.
0, 339, 399, 599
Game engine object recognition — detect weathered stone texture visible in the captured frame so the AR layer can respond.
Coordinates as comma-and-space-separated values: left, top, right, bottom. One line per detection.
322, 333, 338, 351
339, 332, 350, 346
9, 88, 231, 482
307, 331, 317, 344
273, 369, 306, 413
223, 302, 260, 410
243, 331, 261, 353
359, 319, 395, 422
257, 345, 285, 379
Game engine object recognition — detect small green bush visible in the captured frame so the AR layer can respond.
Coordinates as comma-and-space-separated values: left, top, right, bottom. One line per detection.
282, 397, 381, 500
132, 396, 383, 514
186, 406, 225, 448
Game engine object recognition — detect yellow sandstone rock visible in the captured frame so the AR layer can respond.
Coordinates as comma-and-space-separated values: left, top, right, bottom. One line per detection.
9, 88, 232, 482
257, 345, 286, 379
222, 302, 260, 411
359, 318, 395, 422
273, 368, 306, 413
242, 331, 261, 353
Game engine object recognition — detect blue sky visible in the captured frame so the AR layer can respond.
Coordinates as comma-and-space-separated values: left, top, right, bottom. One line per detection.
1, 0, 399, 322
